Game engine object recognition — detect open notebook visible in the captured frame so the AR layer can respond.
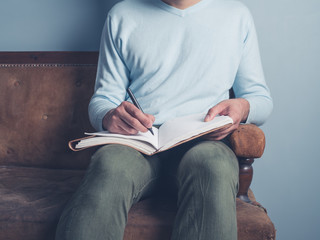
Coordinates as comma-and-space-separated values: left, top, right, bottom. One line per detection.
69, 113, 233, 155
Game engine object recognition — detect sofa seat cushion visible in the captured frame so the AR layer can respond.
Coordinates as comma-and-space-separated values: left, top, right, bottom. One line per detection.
0, 166, 275, 240
0, 166, 85, 240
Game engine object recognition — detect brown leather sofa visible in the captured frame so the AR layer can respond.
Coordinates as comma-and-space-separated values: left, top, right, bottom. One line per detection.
0, 52, 276, 240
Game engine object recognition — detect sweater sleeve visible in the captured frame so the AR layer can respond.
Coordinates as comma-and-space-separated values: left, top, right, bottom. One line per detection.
88, 14, 130, 131
233, 11, 273, 126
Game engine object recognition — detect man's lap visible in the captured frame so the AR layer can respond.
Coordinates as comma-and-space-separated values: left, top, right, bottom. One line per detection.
90, 140, 238, 199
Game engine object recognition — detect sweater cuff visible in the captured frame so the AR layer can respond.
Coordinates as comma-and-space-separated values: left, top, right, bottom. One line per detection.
244, 96, 273, 126
89, 101, 117, 132
245, 97, 255, 125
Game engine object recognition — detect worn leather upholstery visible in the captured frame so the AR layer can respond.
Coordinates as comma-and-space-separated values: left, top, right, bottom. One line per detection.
0, 65, 96, 169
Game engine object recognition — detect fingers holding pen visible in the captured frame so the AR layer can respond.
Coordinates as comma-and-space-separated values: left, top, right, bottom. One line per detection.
103, 101, 155, 135
124, 102, 154, 129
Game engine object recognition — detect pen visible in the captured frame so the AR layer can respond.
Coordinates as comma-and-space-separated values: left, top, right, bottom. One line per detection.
127, 88, 154, 135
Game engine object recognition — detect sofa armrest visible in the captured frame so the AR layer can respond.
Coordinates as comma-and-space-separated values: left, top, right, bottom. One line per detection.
228, 124, 266, 203
229, 124, 265, 159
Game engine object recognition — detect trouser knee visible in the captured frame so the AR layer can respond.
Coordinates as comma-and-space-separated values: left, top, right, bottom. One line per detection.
87, 145, 146, 196
90, 145, 140, 179
87, 144, 160, 203
177, 141, 239, 196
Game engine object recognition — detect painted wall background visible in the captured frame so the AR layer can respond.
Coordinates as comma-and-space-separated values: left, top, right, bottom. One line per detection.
1, 0, 319, 239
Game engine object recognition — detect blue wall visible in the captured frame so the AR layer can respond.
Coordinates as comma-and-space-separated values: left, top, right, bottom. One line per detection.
0, 0, 119, 51
242, 1, 320, 239
1, 0, 319, 239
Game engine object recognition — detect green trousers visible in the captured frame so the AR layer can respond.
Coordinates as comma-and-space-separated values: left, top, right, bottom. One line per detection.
55, 140, 239, 240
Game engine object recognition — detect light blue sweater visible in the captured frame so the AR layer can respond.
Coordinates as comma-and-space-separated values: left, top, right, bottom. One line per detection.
89, 0, 273, 131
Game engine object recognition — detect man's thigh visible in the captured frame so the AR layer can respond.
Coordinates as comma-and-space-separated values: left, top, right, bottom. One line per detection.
159, 140, 238, 192
87, 144, 164, 203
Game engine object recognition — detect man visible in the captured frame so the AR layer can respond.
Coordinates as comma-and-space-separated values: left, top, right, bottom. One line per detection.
56, 0, 273, 239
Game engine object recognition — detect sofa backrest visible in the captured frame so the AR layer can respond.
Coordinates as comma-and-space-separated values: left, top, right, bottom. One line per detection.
0, 52, 100, 169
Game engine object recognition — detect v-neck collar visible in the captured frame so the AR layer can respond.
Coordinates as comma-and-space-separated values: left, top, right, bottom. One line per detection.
156, 0, 211, 17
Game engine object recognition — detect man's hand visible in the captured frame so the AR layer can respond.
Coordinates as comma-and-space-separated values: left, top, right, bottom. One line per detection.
103, 101, 155, 135
203, 98, 250, 141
